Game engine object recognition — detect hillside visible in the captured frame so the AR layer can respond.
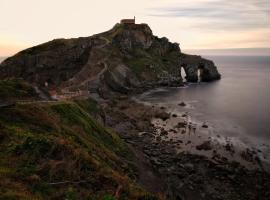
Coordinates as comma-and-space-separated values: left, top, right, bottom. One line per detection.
0, 91, 158, 199
0, 23, 220, 98
0, 79, 38, 101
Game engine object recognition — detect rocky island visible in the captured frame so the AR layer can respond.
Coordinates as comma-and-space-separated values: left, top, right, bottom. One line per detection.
0, 22, 269, 200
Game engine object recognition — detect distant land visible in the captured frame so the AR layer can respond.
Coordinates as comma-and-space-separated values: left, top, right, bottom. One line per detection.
1, 48, 270, 62
184, 48, 270, 56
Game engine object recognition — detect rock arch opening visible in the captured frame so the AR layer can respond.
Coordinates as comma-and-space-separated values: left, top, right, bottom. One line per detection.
181, 66, 187, 82
197, 64, 205, 83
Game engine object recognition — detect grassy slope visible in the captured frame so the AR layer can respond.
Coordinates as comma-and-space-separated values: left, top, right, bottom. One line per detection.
0, 99, 156, 200
0, 79, 38, 101
124, 49, 180, 80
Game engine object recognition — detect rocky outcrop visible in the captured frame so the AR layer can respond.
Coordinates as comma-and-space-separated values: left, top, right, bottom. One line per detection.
0, 23, 221, 96
112, 23, 154, 51
180, 54, 221, 82
104, 64, 140, 94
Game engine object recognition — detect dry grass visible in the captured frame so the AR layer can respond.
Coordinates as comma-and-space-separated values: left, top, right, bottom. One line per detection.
0, 99, 157, 200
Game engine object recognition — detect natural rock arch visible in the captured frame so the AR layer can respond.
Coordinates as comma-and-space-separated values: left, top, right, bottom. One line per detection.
181, 56, 221, 83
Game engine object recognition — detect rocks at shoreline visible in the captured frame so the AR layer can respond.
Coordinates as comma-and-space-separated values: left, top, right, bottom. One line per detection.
202, 122, 209, 128
102, 98, 270, 200
155, 111, 170, 121
175, 120, 187, 128
178, 101, 186, 107
196, 141, 212, 151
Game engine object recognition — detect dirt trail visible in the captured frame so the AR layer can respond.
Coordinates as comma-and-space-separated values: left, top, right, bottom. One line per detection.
63, 36, 111, 91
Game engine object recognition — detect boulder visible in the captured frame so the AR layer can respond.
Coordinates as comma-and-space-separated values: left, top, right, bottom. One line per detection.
155, 111, 170, 121
172, 114, 178, 117
202, 123, 209, 128
196, 141, 212, 151
178, 102, 186, 107
175, 120, 187, 128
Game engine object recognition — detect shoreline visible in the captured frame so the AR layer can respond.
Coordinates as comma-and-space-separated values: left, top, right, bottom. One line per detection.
99, 93, 270, 199
133, 86, 270, 171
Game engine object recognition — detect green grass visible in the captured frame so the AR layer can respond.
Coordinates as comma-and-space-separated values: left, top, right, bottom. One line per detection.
0, 79, 37, 100
0, 99, 152, 200
124, 48, 180, 81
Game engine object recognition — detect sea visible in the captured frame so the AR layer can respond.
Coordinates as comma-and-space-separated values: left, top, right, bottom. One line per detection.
136, 56, 270, 166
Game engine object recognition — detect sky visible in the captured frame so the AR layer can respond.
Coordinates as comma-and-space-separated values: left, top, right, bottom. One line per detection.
0, 0, 270, 56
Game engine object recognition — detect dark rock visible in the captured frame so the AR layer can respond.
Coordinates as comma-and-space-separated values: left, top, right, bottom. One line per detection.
202, 123, 208, 128
156, 136, 161, 141
175, 120, 187, 128
182, 113, 188, 117
186, 141, 191, 145
155, 111, 170, 121
169, 129, 177, 133
196, 141, 212, 151
240, 148, 255, 162
183, 163, 195, 173
225, 143, 235, 154
178, 102, 186, 107
160, 129, 168, 136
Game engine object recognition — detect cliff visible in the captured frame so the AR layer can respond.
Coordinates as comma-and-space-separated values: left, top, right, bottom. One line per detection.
0, 23, 220, 97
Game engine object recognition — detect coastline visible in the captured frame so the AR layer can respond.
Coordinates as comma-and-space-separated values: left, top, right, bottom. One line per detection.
134, 86, 270, 171
98, 93, 270, 199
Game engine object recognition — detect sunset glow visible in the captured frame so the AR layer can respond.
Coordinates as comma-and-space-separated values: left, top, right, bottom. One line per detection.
1, 0, 270, 56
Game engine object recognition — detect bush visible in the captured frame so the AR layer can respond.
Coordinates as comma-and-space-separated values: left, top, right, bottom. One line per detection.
103, 194, 116, 200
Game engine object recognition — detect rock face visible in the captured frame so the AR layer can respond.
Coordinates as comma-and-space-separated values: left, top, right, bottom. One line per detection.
0, 23, 221, 96
180, 54, 221, 82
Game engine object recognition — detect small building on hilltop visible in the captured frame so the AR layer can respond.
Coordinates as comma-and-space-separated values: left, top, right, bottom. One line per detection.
121, 17, 135, 24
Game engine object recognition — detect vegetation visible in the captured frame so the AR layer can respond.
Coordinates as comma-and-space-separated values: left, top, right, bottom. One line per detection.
0, 99, 154, 199
124, 47, 180, 81
0, 79, 37, 101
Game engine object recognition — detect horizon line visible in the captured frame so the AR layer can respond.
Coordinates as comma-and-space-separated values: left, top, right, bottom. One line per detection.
1, 47, 270, 58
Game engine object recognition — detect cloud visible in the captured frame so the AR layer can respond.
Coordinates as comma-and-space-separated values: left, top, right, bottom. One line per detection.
148, 0, 270, 31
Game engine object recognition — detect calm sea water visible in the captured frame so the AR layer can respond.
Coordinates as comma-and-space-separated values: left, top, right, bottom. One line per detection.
138, 56, 270, 146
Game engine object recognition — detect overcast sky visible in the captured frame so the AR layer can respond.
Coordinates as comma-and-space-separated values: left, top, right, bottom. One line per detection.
1, 0, 270, 56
